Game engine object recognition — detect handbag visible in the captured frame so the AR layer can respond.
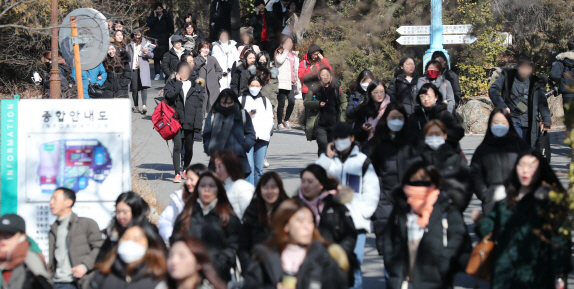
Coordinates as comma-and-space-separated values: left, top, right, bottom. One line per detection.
536, 130, 551, 163
465, 232, 494, 280
88, 83, 103, 98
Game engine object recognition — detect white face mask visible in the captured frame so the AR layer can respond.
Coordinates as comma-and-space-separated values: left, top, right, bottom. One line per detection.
387, 119, 404, 132
249, 87, 261, 96
334, 137, 352, 152
117, 240, 147, 264
425, 136, 445, 150
360, 82, 370, 91
491, 124, 509, 137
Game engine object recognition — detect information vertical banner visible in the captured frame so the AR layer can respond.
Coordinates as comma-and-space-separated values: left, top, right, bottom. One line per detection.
1, 98, 131, 258
1, 95, 19, 215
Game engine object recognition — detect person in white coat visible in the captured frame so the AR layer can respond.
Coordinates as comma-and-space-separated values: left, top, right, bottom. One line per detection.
274, 36, 300, 130
212, 149, 255, 220
315, 121, 380, 289
239, 75, 275, 186
212, 30, 240, 90
158, 163, 209, 242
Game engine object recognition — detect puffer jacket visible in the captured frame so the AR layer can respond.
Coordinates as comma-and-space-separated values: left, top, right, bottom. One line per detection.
239, 91, 275, 142
388, 74, 419, 114
223, 177, 255, 220
161, 47, 188, 81
416, 75, 455, 113
102, 51, 132, 99
243, 241, 349, 289
239, 66, 279, 107
212, 40, 240, 89
88, 260, 164, 289
549, 51, 574, 99
163, 71, 205, 131
275, 50, 300, 90
229, 62, 248, 96
158, 189, 185, 242
188, 201, 241, 282
345, 88, 367, 121
470, 133, 530, 214
407, 103, 465, 147
383, 190, 467, 289
298, 44, 331, 94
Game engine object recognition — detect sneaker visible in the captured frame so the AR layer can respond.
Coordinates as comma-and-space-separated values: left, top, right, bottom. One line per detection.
264, 158, 269, 168
182, 171, 187, 179
173, 174, 182, 183
154, 74, 160, 81
142, 105, 147, 115
283, 121, 292, 129
276, 124, 286, 131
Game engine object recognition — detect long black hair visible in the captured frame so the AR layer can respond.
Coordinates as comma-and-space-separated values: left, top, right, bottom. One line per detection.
106, 191, 150, 238
483, 107, 520, 140
300, 164, 338, 191
182, 163, 210, 201
243, 50, 257, 68
354, 70, 375, 92
504, 150, 565, 208
401, 161, 442, 187
253, 172, 289, 227
395, 56, 416, 77
372, 101, 409, 144
356, 79, 387, 118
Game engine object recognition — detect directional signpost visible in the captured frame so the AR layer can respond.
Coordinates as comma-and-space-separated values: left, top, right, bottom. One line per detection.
396, 34, 478, 46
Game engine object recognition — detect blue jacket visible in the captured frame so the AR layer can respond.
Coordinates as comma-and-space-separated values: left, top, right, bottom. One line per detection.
71, 63, 107, 98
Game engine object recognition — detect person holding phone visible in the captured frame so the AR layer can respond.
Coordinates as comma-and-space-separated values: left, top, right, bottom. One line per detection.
351, 79, 391, 150
489, 55, 551, 148
238, 75, 274, 185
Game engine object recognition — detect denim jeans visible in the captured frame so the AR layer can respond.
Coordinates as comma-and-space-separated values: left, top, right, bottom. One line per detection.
513, 120, 528, 142
351, 233, 366, 289
246, 140, 269, 186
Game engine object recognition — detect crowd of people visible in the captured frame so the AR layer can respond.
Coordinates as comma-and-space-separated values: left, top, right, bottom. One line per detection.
28, 1, 574, 288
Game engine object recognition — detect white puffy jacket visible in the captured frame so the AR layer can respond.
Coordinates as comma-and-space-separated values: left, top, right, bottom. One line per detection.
158, 189, 185, 242
212, 40, 240, 90
224, 177, 255, 220
315, 145, 380, 232
275, 50, 300, 91
239, 93, 274, 142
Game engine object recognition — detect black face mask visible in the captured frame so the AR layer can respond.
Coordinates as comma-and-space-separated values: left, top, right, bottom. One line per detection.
407, 180, 432, 187
257, 61, 267, 69
216, 102, 238, 116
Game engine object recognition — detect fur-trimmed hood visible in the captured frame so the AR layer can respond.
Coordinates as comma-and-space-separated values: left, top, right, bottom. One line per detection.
556, 51, 574, 61
196, 77, 206, 87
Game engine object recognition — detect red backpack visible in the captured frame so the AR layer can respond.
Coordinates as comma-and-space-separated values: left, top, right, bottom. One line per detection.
152, 101, 181, 140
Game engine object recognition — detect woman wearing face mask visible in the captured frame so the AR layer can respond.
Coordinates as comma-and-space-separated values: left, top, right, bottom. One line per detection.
412, 120, 471, 211
432, 51, 461, 109
388, 57, 419, 114
293, 164, 358, 287
304, 67, 348, 156
203, 89, 256, 177
194, 41, 223, 116
240, 52, 279, 109
345, 70, 375, 121
230, 50, 257, 96
243, 199, 349, 289
368, 102, 418, 255
98, 191, 151, 262
238, 172, 289, 270
164, 62, 206, 183
159, 164, 209, 243
416, 60, 455, 113
212, 149, 255, 219
90, 223, 167, 289
352, 79, 392, 149
212, 30, 240, 90
102, 44, 132, 99
382, 161, 468, 289
470, 108, 530, 215
166, 236, 227, 289
473, 151, 572, 289
0, 214, 52, 289
171, 172, 241, 282
127, 28, 154, 114
408, 83, 464, 148
275, 37, 300, 130
238, 75, 275, 185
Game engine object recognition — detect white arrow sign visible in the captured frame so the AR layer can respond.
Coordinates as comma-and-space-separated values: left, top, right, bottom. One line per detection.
397, 34, 477, 45
396, 24, 473, 35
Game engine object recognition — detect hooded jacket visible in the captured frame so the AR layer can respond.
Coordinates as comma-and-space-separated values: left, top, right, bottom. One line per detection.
315, 145, 380, 233
275, 50, 300, 91
158, 189, 185, 242
345, 88, 367, 120
303, 67, 348, 141
416, 75, 456, 113
388, 74, 420, 115
243, 241, 349, 289
407, 103, 465, 147
164, 71, 206, 131
223, 177, 255, 220
212, 40, 240, 89
488, 68, 551, 147
298, 44, 332, 94
549, 51, 574, 98
383, 190, 467, 289
239, 89, 275, 142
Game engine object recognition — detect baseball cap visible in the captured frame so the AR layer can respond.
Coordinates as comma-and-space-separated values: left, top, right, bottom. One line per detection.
0, 214, 26, 234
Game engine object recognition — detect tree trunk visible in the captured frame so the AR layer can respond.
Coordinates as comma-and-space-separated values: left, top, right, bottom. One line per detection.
293, 0, 316, 42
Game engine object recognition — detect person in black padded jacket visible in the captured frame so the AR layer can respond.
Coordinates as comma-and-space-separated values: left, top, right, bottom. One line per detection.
387, 56, 419, 115
345, 70, 374, 121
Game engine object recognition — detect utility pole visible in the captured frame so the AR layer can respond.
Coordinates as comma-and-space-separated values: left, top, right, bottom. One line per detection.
49, 0, 61, 98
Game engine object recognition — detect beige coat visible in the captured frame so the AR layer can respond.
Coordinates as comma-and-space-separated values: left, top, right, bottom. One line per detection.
275, 50, 300, 91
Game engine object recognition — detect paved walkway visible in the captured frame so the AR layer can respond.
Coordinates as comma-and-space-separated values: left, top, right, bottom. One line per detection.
132, 78, 573, 288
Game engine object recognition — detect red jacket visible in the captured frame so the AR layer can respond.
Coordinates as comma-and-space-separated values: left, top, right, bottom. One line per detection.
298, 54, 332, 94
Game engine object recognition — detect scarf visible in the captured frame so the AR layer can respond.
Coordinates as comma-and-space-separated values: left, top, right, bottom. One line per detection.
0, 240, 29, 271
298, 189, 330, 226
403, 185, 440, 229
281, 244, 307, 274
367, 95, 391, 140
207, 110, 237, 155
